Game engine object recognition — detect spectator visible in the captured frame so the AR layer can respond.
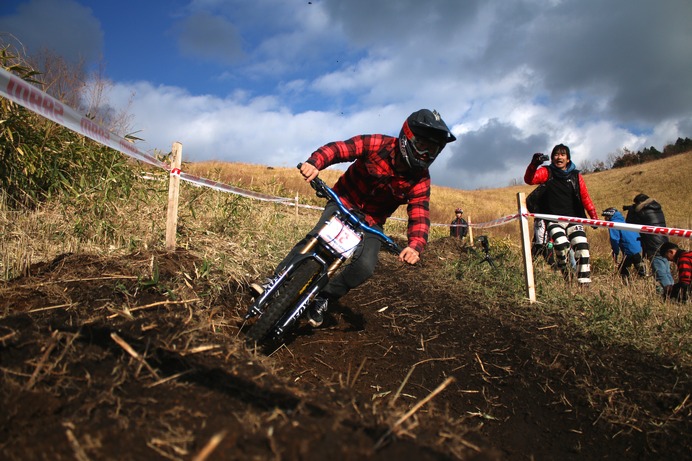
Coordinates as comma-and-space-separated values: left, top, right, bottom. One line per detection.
524, 144, 598, 286
450, 208, 468, 239
601, 207, 646, 280
659, 242, 691, 302
624, 194, 674, 292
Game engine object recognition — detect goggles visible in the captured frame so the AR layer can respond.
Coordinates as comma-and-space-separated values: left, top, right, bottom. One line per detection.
411, 136, 442, 159
403, 121, 443, 160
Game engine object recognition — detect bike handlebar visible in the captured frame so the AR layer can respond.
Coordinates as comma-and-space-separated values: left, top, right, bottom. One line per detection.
297, 163, 402, 255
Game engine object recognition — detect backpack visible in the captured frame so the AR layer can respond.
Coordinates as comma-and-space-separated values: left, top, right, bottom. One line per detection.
526, 169, 552, 213
526, 183, 548, 213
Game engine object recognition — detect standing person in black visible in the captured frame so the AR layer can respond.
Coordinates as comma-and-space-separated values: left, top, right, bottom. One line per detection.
624, 194, 674, 293
450, 208, 468, 240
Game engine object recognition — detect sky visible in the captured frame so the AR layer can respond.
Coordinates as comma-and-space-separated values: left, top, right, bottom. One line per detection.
1, 0, 691, 190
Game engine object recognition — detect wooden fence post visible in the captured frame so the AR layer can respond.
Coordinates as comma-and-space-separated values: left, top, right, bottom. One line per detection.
517, 193, 536, 303
295, 192, 299, 219
467, 215, 473, 244
165, 142, 182, 251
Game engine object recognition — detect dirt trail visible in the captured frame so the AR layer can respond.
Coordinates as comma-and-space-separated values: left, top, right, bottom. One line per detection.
0, 242, 689, 460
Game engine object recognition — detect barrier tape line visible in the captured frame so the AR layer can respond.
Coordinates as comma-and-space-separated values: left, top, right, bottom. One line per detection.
2, 68, 689, 237
528, 212, 692, 239
0, 67, 292, 204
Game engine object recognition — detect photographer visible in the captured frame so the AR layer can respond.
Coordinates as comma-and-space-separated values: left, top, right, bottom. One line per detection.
624, 194, 673, 294
524, 144, 598, 287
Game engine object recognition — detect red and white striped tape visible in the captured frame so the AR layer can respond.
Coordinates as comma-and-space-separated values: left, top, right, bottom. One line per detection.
529, 212, 691, 239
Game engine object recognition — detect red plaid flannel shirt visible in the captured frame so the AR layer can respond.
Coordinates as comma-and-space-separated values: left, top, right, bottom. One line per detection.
306, 134, 430, 253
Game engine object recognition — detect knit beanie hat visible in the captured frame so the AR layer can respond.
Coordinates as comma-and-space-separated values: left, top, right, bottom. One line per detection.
633, 193, 649, 204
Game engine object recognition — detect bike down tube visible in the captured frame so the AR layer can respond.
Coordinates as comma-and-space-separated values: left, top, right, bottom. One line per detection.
307, 180, 402, 255
298, 164, 400, 253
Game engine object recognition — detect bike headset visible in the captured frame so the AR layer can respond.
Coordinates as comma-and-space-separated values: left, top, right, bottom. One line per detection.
399, 109, 456, 170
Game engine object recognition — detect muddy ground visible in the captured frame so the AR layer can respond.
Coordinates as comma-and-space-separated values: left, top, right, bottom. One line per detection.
0, 239, 689, 460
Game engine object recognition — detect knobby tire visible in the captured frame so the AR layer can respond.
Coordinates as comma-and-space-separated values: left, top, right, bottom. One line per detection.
246, 259, 322, 346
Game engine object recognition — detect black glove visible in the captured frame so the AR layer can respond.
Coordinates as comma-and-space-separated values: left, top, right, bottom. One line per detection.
531, 153, 546, 165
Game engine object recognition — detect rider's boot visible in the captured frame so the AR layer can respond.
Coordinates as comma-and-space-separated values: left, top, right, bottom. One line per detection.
306, 297, 329, 327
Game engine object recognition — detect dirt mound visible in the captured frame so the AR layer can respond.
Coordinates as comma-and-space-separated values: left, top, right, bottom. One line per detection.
0, 242, 689, 460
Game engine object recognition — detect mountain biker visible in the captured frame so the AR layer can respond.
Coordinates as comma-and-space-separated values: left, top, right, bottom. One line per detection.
254, 109, 456, 327
524, 144, 598, 287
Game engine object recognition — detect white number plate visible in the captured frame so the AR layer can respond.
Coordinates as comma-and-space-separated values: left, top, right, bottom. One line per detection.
318, 216, 361, 258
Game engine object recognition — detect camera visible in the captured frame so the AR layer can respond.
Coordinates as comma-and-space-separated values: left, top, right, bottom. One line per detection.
476, 235, 490, 252
538, 154, 549, 163
622, 205, 634, 211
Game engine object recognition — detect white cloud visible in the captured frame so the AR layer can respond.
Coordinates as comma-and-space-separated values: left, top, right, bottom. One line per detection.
2, 0, 691, 192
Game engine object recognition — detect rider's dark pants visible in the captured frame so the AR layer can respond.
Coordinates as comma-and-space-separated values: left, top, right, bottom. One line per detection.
276, 201, 382, 300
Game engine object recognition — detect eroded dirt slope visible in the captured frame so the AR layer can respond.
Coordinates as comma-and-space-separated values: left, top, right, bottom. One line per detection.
0, 240, 689, 460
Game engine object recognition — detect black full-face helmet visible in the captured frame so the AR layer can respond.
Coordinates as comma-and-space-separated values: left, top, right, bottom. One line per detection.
399, 109, 456, 170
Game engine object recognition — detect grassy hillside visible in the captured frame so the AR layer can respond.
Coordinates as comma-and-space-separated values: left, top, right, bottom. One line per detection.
187, 153, 691, 226
186, 152, 692, 255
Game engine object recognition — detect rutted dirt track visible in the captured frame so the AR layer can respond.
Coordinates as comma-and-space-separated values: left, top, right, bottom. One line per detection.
0, 240, 689, 460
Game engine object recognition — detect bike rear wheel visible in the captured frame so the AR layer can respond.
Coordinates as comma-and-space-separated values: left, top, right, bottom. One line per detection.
246, 258, 322, 346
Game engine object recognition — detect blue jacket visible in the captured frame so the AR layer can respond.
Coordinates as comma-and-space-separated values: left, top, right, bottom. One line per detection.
608, 211, 642, 257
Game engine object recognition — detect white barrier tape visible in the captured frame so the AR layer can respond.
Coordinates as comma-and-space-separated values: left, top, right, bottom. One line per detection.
180, 172, 294, 203
0, 68, 168, 170
0, 68, 296, 204
529, 212, 692, 239
442, 214, 520, 229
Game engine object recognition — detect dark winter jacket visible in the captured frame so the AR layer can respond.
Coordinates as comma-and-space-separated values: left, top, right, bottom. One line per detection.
607, 211, 642, 257
625, 197, 669, 259
450, 217, 468, 238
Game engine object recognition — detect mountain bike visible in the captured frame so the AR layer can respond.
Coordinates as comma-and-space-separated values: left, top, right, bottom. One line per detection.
244, 164, 402, 347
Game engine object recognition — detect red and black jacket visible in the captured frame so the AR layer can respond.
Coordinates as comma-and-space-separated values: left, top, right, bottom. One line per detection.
306, 134, 430, 253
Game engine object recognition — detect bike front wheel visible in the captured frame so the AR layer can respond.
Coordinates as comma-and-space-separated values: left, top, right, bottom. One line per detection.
246, 258, 322, 346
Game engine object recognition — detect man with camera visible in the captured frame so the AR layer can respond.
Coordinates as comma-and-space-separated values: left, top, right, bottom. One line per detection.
623, 193, 674, 294
524, 144, 598, 287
